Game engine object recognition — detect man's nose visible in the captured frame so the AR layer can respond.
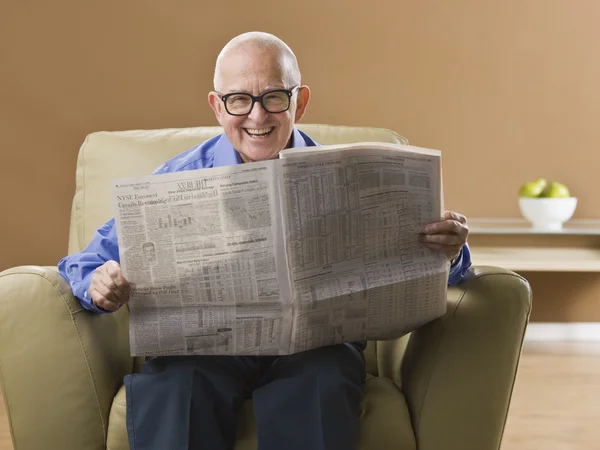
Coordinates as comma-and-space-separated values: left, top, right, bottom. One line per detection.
247, 100, 268, 123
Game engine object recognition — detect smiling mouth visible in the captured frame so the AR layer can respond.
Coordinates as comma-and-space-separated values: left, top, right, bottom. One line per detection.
244, 127, 274, 138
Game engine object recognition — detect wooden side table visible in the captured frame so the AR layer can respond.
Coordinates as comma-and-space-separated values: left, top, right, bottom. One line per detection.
467, 218, 600, 272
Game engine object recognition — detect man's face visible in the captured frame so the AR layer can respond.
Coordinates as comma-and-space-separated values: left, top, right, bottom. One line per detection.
209, 48, 309, 162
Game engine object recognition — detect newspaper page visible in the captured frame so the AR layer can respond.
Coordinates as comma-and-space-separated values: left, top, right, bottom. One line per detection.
112, 142, 448, 357
278, 143, 448, 353
112, 161, 293, 357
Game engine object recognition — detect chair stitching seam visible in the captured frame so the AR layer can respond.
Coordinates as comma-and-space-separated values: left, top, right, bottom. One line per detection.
413, 286, 467, 430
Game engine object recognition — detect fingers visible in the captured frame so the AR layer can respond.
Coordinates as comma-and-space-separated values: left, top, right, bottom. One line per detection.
423, 219, 465, 236
90, 286, 121, 311
105, 261, 131, 299
421, 210, 469, 261
89, 261, 131, 312
423, 210, 469, 239
420, 232, 464, 246
443, 210, 467, 225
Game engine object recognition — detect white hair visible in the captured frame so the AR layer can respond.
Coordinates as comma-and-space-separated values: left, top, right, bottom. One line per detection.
213, 31, 301, 91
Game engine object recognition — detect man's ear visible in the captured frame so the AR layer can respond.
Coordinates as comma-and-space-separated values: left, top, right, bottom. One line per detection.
208, 91, 224, 124
294, 85, 311, 123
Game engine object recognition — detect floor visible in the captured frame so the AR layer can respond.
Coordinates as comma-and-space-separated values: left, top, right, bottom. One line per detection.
1, 342, 599, 449
502, 341, 600, 450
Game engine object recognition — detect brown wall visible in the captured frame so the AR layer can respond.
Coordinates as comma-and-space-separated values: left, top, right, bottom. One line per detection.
1, 1, 599, 321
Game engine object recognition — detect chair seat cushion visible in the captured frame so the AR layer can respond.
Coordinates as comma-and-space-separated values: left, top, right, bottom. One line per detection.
107, 374, 416, 450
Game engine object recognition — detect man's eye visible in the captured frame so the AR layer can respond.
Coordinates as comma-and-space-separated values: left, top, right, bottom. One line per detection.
264, 93, 287, 104
229, 95, 250, 104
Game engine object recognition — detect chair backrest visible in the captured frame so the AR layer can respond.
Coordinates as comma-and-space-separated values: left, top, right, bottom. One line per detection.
68, 123, 408, 253
67, 123, 409, 375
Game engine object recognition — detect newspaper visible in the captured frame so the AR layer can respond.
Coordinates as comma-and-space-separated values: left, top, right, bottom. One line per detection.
111, 142, 449, 357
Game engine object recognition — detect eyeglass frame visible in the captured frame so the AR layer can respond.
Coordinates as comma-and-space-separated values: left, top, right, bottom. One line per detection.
216, 86, 301, 116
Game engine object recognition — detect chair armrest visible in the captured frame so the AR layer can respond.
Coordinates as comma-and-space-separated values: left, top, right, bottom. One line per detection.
0, 266, 136, 450
399, 266, 531, 450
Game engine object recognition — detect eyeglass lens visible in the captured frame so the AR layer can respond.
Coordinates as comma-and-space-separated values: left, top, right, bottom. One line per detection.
226, 91, 290, 115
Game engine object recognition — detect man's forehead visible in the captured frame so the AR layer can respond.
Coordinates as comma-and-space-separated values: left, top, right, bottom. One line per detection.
218, 68, 289, 94
217, 47, 292, 92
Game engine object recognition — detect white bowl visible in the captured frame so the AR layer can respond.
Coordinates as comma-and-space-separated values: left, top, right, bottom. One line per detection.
518, 197, 578, 230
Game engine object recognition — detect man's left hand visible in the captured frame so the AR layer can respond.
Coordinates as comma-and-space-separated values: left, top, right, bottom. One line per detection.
419, 210, 469, 261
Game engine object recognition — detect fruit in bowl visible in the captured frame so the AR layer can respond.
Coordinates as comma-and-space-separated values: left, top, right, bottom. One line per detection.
518, 179, 577, 230
519, 178, 549, 198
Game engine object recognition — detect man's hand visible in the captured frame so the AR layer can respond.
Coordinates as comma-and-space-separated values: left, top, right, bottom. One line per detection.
419, 210, 469, 262
89, 260, 131, 312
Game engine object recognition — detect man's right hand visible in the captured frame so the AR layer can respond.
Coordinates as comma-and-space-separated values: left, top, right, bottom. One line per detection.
89, 260, 131, 312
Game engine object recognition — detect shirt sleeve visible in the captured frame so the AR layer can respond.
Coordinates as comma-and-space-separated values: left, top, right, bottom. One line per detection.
448, 243, 472, 286
57, 218, 120, 313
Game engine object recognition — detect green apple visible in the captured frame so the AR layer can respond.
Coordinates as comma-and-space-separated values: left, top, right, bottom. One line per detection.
519, 178, 547, 197
541, 181, 570, 198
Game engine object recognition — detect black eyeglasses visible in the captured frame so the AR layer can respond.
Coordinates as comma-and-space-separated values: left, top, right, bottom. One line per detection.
218, 86, 300, 116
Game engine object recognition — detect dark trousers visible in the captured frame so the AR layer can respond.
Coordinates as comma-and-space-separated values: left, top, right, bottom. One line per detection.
125, 343, 366, 450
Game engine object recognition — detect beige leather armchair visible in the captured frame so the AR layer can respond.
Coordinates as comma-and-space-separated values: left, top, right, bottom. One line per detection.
0, 124, 531, 450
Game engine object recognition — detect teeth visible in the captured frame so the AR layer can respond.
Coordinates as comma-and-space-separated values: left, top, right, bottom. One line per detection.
246, 127, 273, 136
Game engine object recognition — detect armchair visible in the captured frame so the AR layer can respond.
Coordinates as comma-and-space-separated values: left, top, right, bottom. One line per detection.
0, 124, 531, 450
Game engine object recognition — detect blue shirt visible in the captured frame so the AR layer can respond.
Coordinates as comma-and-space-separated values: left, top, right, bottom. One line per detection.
58, 128, 472, 313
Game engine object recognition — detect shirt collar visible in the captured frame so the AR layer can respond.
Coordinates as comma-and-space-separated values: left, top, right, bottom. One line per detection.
290, 128, 308, 148
212, 128, 308, 168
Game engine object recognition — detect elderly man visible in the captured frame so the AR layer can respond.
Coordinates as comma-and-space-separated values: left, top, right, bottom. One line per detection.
59, 32, 471, 450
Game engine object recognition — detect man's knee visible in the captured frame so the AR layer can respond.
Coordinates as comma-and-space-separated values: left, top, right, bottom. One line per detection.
129, 358, 196, 399
137, 355, 254, 400
297, 343, 364, 366
278, 344, 366, 387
